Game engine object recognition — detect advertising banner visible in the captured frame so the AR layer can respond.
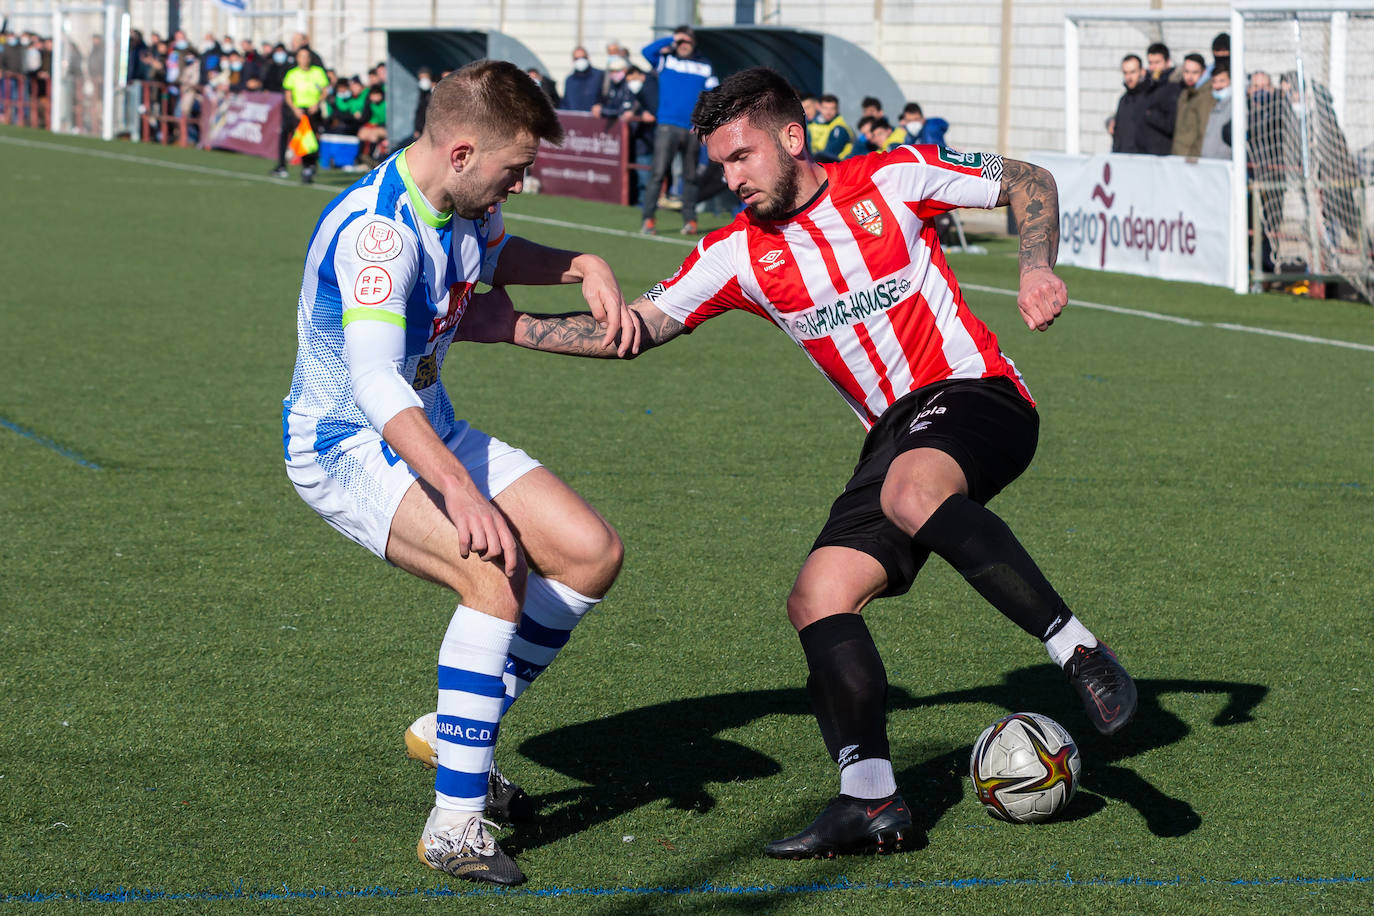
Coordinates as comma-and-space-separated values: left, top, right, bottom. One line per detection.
201, 91, 283, 159
1035, 152, 1234, 288
530, 112, 628, 206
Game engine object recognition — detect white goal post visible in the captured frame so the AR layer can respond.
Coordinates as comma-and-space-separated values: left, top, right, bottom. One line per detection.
1065, 2, 1374, 300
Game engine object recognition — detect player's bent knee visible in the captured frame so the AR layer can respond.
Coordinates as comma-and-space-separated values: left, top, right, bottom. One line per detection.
573, 520, 624, 597
879, 475, 946, 537
786, 583, 855, 631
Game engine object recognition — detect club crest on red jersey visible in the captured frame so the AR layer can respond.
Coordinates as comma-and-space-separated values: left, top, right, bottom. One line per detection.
851, 199, 883, 237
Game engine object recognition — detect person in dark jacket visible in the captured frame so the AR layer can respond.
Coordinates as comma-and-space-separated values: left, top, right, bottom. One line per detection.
261, 43, 290, 92
1111, 54, 1150, 154
592, 55, 635, 118
561, 46, 602, 111
1140, 42, 1180, 155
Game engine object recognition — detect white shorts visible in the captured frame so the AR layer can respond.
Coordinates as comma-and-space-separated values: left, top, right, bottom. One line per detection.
285, 424, 542, 559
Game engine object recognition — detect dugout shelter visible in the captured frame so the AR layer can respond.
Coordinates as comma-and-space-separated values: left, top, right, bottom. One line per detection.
380, 29, 548, 148
690, 26, 904, 135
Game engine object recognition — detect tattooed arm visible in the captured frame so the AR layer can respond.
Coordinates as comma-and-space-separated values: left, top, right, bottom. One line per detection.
996, 157, 1068, 331
457, 288, 686, 358
513, 298, 687, 358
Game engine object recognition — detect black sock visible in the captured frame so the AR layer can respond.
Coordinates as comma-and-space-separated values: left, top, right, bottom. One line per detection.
798, 614, 891, 768
913, 493, 1069, 639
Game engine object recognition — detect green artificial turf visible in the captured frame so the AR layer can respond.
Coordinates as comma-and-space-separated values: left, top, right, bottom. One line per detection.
1, 125, 1371, 913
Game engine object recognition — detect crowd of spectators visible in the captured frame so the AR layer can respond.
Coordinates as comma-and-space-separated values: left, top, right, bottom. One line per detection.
1107, 33, 1239, 159
120, 28, 391, 177
1102, 32, 1366, 274
525, 28, 952, 235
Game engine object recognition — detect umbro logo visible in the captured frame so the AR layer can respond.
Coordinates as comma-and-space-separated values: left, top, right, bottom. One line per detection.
757, 248, 787, 272
837, 743, 860, 767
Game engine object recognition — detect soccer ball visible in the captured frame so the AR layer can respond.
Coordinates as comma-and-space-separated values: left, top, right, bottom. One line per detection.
969, 712, 1080, 823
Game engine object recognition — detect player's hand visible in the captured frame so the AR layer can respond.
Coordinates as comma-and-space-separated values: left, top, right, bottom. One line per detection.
442, 485, 520, 577
1017, 267, 1067, 331
575, 254, 641, 357
456, 287, 518, 344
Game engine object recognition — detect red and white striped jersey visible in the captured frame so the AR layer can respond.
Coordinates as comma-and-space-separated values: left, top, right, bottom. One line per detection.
644, 144, 1033, 429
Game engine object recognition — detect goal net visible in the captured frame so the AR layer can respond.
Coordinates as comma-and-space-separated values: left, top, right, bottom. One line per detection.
50, 7, 109, 136
1239, 6, 1374, 302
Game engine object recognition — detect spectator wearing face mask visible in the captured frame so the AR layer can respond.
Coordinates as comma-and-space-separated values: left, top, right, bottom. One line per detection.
562, 46, 601, 111
412, 67, 435, 141
1200, 61, 1232, 159
327, 75, 366, 133
591, 55, 634, 118
356, 84, 388, 164
262, 43, 291, 92
896, 102, 948, 147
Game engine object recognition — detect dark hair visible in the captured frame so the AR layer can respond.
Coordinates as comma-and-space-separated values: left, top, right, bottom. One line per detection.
691, 66, 806, 142
800, 92, 819, 103
426, 58, 564, 145
861, 95, 882, 110
1211, 58, 1230, 77
1212, 32, 1230, 53
818, 93, 839, 105
1184, 52, 1206, 68
870, 117, 892, 131
673, 25, 694, 39
1122, 53, 1143, 67
902, 101, 923, 117
1146, 42, 1170, 59
857, 115, 875, 130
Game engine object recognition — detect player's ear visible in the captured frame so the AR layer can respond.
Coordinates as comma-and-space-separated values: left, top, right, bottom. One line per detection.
780, 121, 807, 158
450, 139, 474, 174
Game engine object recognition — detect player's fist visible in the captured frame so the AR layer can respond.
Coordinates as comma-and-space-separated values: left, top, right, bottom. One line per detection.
1018, 267, 1067, 332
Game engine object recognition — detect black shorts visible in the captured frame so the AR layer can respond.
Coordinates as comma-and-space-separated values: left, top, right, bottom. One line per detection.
811, 377, 1039, 598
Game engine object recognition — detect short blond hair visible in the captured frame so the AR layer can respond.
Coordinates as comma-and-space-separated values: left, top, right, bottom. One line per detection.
424, 59, 564, 146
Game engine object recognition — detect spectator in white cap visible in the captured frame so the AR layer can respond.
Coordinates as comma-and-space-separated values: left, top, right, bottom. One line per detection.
592, 54, 634, 118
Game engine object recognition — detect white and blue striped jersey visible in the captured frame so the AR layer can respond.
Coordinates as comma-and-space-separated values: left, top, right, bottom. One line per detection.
282, 149, 508, 460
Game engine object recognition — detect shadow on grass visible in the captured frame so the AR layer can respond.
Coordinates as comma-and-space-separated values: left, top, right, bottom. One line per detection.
510, 669, 1266, 857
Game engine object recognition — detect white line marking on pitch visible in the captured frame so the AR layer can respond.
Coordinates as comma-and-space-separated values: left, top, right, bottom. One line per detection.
4, 133, 1370, 354
961, 283, 1374, 352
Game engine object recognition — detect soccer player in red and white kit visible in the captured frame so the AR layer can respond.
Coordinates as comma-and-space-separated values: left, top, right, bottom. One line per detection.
460, 67, 1138, 858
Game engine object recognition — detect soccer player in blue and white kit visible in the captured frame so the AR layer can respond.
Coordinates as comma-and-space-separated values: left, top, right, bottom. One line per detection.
282, 61, 640, 886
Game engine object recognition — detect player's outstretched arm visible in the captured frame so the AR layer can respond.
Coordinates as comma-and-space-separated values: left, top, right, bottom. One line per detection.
457, 288, 685, 358
996, 158, 1068, 332
490, 236, 638, 355
514, 297, 686, 358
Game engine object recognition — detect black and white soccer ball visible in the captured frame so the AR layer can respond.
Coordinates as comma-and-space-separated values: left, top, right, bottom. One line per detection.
969, 712, 1081, 823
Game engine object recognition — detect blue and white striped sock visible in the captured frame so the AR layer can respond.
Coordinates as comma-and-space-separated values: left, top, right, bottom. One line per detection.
435, 605, 516, 812
502, 574, 600, 714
